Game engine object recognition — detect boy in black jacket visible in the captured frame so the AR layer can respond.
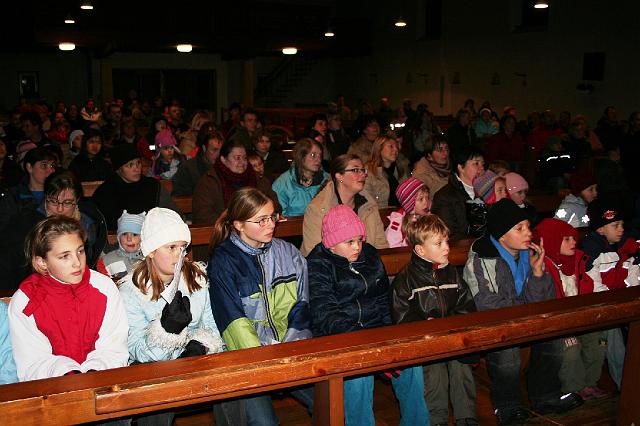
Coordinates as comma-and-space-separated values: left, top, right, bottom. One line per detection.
391, 214, 478, 426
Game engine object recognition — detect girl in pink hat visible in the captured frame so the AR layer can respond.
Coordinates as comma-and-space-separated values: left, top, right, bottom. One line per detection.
307, 204, 429, 425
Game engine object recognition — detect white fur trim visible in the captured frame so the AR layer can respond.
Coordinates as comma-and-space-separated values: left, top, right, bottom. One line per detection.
146, 317, 190, 351
189, 328, 226, 354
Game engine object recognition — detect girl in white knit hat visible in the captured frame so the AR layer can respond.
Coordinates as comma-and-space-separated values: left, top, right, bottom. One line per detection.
118, 207, 243, 425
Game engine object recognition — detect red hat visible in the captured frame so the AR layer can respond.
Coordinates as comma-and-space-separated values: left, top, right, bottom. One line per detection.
532, 218, 578, 276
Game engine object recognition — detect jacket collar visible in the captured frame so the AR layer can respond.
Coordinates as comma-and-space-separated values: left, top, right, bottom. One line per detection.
230, 232, 272, 256
471, 234, 500, 258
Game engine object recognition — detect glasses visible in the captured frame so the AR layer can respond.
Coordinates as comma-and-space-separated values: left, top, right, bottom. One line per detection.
37, 162, 56, 170
245, 213, 280, 227
344, 168, 367, 175
47, 198, 77, 208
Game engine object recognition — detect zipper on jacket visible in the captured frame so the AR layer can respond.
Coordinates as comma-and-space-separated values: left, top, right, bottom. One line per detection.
433, 268, 446, 318
257, 256, 279, 341
350, 263, 367, 327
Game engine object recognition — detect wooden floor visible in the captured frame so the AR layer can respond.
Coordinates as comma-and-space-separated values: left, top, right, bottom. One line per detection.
174, 362, 619, 426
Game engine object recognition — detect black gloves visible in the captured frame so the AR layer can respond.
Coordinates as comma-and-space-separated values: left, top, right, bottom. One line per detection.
178, 340, 208, 358
160, 291, 192, 334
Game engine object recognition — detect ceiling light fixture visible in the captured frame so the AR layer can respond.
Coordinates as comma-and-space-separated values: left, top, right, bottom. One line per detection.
80, 1, 94, 10
534, 0, 549, 9
282, 47, 297, 55
64, 14, 75, 24
324, 27, 334, 37
177, 44, 193, 53
59, 42, 76, 51
395, 17, 407, 27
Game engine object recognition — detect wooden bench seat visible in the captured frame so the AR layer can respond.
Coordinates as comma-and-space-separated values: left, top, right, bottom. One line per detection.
1, 287, 639, 425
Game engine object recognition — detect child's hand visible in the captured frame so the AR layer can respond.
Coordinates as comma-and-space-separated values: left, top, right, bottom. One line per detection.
528, 238, 545, 277
161, 291, 192, 334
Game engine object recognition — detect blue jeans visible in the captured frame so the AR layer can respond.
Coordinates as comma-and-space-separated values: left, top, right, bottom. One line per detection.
606, 328, 626, 390
344, 366, 429, 426
244, 387, 314, 426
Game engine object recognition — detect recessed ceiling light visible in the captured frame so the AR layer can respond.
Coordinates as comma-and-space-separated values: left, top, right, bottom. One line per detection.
282, 47, 297, 55
80, 1, 94, 10
324, 27, 334, 37
395, 17, 407, 27
177, 44, 193, 53
59, 42, 76, 51
64, 14, 75, 24
534, 0, 549, 8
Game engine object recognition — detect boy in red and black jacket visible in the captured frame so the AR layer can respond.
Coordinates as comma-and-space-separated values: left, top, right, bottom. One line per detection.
579, 197, 640, 389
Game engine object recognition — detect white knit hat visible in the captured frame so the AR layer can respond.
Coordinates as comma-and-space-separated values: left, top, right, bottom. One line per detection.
140, 208, 191, 257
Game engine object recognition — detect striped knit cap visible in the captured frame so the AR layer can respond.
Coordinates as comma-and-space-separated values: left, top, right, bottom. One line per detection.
473, 170, 499, 203
395, 177, 426, 214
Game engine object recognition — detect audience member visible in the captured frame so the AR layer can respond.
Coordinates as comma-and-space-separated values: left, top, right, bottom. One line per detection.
172, 131, 223, 196
364, 136, 409, 207
68, 129, 112, 182
272, 138, 328, 217
301, 154, 389, 255
412, 136, 451, 196
385, 177, 431, 248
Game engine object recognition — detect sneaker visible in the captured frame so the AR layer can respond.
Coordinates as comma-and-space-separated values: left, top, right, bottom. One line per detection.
495, 407, 529, 426
534, 392, 584, 414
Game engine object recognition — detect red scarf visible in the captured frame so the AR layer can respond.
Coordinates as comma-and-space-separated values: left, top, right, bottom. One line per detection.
214, 160, 257, 205
20, 267, 107, 364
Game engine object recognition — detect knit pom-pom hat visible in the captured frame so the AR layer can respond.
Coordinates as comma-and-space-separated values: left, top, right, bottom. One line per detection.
395, 177, 427, 214
140, 208, 190, 256
321, 205, 367, 248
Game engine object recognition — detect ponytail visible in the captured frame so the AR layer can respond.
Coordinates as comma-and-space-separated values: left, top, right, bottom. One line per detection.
209, 209, 233, 254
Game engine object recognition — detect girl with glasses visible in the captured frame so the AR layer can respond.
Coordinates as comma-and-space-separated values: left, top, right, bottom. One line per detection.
300, 153, 389, 255
208, 187, 314, 425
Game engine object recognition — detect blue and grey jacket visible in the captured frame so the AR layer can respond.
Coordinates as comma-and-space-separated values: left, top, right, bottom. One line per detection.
208, 233, 312, 350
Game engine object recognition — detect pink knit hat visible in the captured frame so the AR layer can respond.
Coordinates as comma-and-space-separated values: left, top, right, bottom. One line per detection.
395, 177, 427, 214
321, 205, 367, 248
155, 129, 177, 149
505, 172, 529, 195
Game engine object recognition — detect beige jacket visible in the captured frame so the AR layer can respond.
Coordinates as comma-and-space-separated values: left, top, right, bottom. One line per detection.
300, 180, 389, 255
364, 158, 409, 208
412, 158, 450, 197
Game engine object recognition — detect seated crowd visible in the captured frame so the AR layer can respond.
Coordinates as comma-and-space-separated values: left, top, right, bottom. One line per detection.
0, 95, 639, 426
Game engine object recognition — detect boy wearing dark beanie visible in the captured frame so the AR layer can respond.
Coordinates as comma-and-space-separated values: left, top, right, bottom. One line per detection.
463, 198, 583, 425
554, 169, 598, 228
579, 197, 640, 389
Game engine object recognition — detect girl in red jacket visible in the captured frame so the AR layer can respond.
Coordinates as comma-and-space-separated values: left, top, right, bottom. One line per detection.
8, 216, 129, 382
533, 218, 607, 400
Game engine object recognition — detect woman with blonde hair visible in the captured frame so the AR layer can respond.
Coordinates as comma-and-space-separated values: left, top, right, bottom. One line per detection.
364, 136, 409, 207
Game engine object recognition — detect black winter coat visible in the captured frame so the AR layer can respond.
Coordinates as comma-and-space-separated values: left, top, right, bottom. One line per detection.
431, 174, 487, 241
391, 252, 476, 324
307, 242, 391, 337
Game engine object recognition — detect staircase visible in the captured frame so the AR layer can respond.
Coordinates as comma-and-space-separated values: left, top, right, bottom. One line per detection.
255, 57, 317, 107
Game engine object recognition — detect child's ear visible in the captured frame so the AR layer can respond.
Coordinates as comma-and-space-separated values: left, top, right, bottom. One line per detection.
33, 256, 48, 275
232, 220, 244, 234
414, 244, 425, 258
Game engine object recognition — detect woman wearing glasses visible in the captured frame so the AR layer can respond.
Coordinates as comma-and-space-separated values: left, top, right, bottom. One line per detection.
300, 154, 389, 255
272, 138, 328, 217
0, 170, 107, 291
208, 187, 313, 425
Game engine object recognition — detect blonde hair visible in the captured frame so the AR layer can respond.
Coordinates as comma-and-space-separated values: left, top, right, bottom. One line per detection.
405, 214, 449, 247
131, 255, 205, 301
209, 187, 273, 252
25, 216, 87, 275
366, 136, 405, 178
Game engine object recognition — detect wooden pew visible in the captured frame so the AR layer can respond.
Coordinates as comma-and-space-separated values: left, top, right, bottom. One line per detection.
108, 207, 398, 246
172, 196, 192, 215
81, 181, 103, 198
2, 286, 639, 425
